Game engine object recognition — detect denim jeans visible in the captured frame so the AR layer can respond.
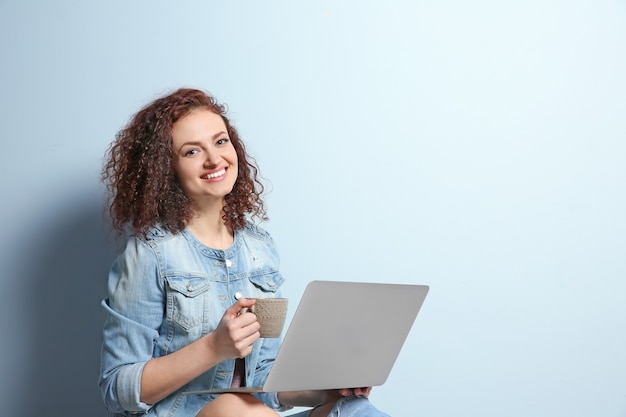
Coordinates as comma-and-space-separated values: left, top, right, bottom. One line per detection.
287, 396, 391, 417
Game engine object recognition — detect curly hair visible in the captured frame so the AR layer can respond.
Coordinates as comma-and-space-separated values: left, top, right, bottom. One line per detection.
102, 88, 267, 237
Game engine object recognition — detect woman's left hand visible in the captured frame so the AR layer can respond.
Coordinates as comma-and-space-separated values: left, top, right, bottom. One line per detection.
278, 387, 373, 410
337, 387, 372, 398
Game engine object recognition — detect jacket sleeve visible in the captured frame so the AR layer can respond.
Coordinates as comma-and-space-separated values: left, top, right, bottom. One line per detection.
99, 237, 164, 413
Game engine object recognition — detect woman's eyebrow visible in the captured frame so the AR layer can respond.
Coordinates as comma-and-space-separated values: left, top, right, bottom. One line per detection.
177, 131, 229, 151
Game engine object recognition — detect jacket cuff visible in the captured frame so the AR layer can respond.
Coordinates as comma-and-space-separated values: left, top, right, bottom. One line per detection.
117, 362, 152, 413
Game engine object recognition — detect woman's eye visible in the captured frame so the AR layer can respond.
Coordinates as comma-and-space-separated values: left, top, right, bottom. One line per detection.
216, 138, 230, 146
185, 148, 199, 156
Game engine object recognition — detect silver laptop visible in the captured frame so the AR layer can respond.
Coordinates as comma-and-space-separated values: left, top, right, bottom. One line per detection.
187, 280, 429, 394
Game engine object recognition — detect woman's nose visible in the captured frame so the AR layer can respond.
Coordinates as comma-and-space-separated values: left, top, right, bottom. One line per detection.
203, 150, 221, 166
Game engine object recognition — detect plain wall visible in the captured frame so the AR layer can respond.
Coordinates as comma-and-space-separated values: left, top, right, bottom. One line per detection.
1, 1, 625, 416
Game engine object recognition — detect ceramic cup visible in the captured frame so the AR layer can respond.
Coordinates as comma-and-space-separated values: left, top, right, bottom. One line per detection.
243, 298, 288, 338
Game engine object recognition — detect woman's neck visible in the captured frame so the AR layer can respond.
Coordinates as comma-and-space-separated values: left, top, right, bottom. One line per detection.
186, 200, 234, 250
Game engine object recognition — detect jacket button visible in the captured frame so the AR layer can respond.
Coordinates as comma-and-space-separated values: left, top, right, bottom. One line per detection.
226, 259, 233, 267
234, 291, 242, 300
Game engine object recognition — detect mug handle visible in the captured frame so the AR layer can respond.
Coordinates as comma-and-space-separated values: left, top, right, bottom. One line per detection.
240, 305, 256, 315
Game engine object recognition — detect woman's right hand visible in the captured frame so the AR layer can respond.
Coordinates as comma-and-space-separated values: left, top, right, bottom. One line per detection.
208, 298, 261, 361
139, 298, 260, 405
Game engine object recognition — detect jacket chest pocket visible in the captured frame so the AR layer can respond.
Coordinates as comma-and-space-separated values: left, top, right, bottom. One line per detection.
166, 276, 211, 331
248, 271, 285, 295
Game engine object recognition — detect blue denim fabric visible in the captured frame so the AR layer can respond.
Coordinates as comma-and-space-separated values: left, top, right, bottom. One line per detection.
99, 223, 287, 416
288, 396, 391, 417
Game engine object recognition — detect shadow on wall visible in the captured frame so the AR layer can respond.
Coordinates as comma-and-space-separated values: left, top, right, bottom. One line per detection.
16, 194, 118, 415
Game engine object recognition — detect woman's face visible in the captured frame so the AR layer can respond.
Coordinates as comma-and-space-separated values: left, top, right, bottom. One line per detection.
171, 109, 238, 206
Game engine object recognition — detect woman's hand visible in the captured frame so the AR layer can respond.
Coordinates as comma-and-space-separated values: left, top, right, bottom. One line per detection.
285, 388, 373, 417
139, 298, 260, 405
278, 387, 373, 409
337, 387, 372, 398
208, 298, 260, 361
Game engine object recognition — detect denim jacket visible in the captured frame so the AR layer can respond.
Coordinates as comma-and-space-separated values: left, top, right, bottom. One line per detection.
99, 223, 287, 416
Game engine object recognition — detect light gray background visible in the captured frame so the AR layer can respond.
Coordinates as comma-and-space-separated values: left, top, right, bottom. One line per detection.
1, 1, 625, 416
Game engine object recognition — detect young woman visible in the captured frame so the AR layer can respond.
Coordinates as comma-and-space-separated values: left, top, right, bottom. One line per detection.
99, 88, 390, 417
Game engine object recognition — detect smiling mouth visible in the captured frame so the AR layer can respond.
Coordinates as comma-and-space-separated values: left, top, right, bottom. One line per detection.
203, 168, 226, 180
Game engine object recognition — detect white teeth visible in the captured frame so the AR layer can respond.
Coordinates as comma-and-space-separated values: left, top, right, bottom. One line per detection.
204, 168, 226, 179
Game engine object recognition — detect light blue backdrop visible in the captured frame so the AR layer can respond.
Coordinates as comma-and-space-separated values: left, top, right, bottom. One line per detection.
1, 1, 624, 416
